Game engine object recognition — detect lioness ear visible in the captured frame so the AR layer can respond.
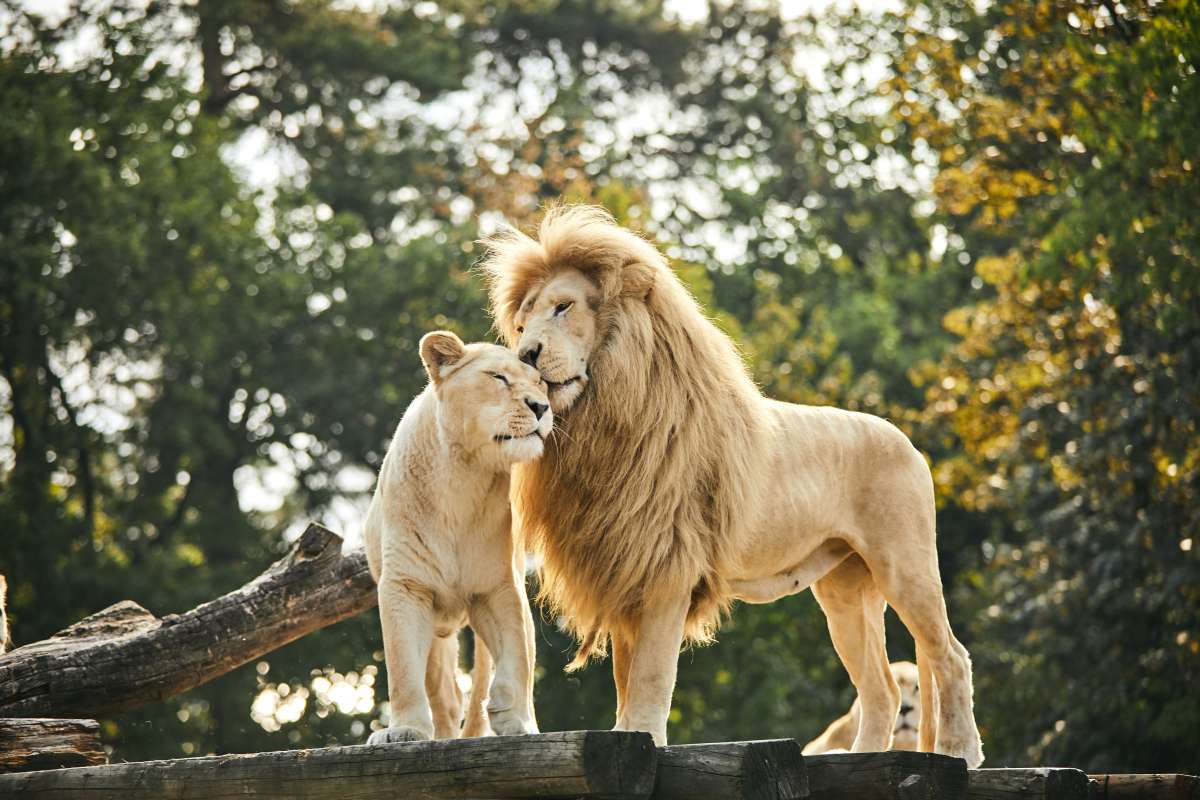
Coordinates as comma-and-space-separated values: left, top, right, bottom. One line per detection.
419, 330, 466, 385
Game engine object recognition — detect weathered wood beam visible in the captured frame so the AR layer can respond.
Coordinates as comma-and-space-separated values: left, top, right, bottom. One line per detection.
1088, 773, 1199, 800
0, 730, 658, 799
0, 523, 376, 719
654, 739, 808, 800
805, 751, 969, 800
970, 768, 1088, 800
0, 718, 107, 774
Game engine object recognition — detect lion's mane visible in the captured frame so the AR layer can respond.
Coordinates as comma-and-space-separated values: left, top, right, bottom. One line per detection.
482, 206, 767, 667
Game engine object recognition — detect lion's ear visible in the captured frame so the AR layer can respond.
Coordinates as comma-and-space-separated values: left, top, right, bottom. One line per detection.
622, 260, 655, 300
419, 330, 467, 385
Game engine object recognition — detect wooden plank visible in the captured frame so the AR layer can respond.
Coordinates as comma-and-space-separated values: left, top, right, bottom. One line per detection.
1088, 774, 1199, 800
0, 523, 376, 719
0, 718, 107, 774
654, 739, 808, 800
0, 730, 658, 799
805, 751, 968, 800
970, 768, 1087, 800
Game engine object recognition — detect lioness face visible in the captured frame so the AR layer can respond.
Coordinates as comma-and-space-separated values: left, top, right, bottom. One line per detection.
512, 269, 598, 412
420, 333, 553, 464
892, 661, 921, 750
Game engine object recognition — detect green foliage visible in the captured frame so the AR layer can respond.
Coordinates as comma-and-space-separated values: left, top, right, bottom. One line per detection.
0, 0, 1196, 772
895, 0, 1200, 770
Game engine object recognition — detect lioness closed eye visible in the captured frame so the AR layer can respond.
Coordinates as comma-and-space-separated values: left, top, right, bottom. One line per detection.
363, 331, 548, 743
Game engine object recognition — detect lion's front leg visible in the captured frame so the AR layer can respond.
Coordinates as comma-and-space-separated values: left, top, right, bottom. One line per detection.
468, 582, 539, 736
613, 595, 689, 746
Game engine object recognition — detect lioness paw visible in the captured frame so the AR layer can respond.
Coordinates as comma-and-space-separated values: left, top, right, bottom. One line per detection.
367, 726, 431, 745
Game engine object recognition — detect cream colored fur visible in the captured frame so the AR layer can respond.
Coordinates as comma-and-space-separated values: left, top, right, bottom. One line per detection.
803, 661, 921, 754
481, 206, 983, 767
363, 331, 548, 743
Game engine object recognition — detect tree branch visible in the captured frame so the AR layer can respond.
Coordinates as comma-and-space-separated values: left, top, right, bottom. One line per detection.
0, 523, 375, 719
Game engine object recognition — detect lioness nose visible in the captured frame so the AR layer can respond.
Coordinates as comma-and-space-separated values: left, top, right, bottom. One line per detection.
899, 704, 914, 716
520, 342, 541, 368
525, 399, 549, 420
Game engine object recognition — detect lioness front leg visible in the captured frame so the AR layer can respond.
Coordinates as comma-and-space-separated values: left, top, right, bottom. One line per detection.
614, 595, 689, 746
369, 576, 436, 744
468, 582, 538, 736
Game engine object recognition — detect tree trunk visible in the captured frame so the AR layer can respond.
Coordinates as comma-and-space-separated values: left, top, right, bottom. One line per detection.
0, 524, 376, 719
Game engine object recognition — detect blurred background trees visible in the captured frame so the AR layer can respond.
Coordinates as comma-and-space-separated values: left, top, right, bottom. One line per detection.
1, 0, 1196, 772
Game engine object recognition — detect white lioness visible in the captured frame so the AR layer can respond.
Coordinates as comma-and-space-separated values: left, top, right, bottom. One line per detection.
364, 331, 548, 743
483, 206, 983, 767
804, 661, 921, 754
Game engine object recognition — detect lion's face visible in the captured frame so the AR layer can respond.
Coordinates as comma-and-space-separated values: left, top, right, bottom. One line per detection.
420, 332, 553, 465
891, 660, 921, 750
511, 269, 599, 412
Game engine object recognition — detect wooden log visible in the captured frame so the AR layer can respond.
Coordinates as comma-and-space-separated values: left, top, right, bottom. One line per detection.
1088, 774, 1199, 800
805, 751, 969, 800
654, 739, 808, 800
0, 730, 658, 799
0, 718, 107, 774
970, 768, 1088, 800
0, 523, 376, 719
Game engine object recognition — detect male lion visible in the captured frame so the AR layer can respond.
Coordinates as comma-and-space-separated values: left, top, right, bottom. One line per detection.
481, 206, 984, 766
803, 661, 921, 754
363, 331, 547, 743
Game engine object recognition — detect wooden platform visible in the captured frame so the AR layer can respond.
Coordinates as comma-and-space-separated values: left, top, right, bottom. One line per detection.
0, 726, 1195, 800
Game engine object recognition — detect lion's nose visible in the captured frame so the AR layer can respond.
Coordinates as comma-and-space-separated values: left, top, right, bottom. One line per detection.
520, 342, 542, 368
899, 704, 914, 716
525, 398, 549, 420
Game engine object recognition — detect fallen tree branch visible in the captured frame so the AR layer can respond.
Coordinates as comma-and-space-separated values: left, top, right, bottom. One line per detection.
0, 523, 376, 719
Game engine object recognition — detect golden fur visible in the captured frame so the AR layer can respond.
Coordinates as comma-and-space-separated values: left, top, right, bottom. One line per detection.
481, 205, 983, 766
483, 206, 767, 661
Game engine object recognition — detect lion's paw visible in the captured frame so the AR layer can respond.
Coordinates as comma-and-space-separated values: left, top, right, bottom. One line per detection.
937, 735, 984, 769
489, 714, 538, 737
368, 726, 431, 745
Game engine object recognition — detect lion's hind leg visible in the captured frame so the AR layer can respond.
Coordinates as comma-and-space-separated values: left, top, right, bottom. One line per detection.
811, 554, 899, 753
863, 549, 983, 767
426, 633, 465, 738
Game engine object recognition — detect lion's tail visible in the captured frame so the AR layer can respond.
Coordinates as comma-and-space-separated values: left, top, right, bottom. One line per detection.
565, 627, 607, 672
